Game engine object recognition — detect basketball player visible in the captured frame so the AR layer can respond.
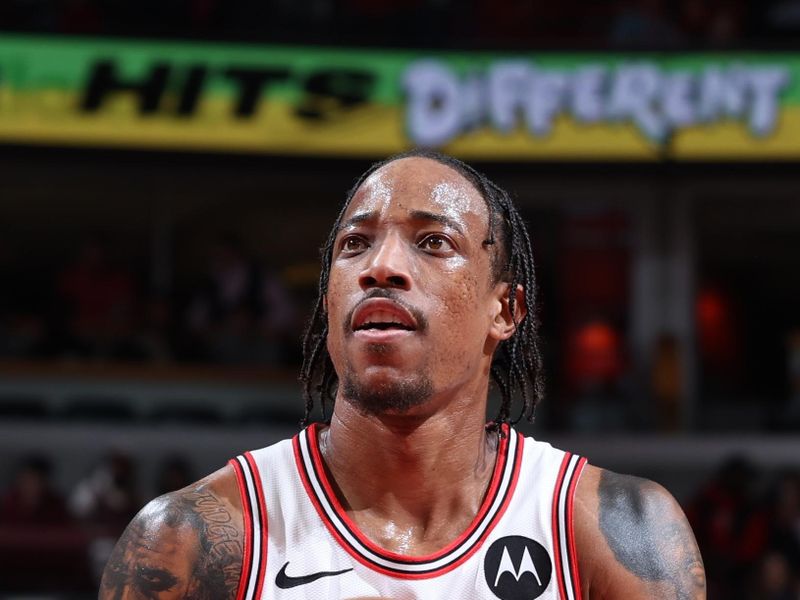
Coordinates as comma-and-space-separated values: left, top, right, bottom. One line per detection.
99, 152, 706, 599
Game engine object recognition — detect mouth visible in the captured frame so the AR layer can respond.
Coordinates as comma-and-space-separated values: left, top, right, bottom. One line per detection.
351, 298, 418, 334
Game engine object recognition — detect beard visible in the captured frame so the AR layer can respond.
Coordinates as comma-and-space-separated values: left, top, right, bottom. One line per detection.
340, 367, 433, 417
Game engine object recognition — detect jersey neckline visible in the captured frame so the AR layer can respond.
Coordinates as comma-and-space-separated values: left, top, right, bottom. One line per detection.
292, 422, 524, 579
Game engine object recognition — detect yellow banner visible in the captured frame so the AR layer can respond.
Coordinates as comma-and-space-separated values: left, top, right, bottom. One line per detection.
1, 36, 799, 160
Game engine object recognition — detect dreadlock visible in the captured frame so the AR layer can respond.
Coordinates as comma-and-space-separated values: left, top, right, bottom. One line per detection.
299, 149, 544, 430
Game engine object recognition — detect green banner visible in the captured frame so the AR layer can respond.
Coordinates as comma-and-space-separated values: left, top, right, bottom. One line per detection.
0, 35, 798, 160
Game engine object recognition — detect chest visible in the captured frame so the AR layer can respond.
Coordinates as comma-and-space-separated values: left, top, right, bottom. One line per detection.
231, 429, 585, 600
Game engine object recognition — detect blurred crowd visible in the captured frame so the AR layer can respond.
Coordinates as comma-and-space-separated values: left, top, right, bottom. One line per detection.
688, 457, 800, 599
0, 452, 194, 591
0, 235, 302, 367
0, 450, 796, 597
1, 0, 800, 50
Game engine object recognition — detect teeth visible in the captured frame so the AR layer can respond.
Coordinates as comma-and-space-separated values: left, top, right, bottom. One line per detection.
356, 309, 413, 330
364, 311, 403, 325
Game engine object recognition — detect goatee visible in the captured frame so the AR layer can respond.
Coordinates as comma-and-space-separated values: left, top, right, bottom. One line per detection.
340, 370, 433, 416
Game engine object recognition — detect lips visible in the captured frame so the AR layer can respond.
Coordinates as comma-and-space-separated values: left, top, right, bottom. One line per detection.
351, 298, 418, 332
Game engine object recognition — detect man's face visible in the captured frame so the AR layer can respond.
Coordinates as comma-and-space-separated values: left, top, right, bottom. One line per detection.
100, 518, 201, 599
326, 157, 508, 416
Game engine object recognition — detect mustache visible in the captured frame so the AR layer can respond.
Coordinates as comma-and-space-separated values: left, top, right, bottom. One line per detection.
344, 289, 428, 334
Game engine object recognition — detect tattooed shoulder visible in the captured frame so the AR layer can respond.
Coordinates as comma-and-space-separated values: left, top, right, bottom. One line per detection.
597, 469, 706, 600
99, 467, 243, 599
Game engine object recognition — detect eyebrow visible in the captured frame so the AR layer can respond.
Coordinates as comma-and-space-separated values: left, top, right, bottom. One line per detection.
338, 210, 464, 235
409, 210, 464, 235
338, 211, 376, 231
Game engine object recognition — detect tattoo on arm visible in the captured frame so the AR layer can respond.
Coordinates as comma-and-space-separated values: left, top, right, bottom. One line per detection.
183, 491, 243, 594
598, 471, 706, 600
100, 488, 243, 599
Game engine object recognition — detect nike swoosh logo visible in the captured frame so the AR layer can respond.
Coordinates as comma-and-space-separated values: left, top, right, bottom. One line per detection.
275, 561, 353, 589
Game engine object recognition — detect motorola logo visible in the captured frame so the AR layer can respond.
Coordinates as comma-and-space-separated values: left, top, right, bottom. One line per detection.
484, 536, 552, 600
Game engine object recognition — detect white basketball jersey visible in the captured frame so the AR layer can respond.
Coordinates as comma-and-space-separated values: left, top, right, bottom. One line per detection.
229, 423, 586, 600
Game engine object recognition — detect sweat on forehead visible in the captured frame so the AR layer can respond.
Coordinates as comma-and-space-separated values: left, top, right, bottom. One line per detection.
347, 156, 487, 219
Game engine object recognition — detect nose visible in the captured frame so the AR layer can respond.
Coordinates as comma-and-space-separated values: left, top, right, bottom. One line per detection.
358, 232, 411, 291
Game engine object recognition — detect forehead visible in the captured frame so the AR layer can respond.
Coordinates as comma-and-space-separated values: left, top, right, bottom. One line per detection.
344, 157, 488, 226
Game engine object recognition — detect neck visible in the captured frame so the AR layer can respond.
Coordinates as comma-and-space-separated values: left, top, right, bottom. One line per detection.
318, 387, 499, 554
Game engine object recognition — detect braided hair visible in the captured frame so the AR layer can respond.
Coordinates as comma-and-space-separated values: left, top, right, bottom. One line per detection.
299, 149, 544, 430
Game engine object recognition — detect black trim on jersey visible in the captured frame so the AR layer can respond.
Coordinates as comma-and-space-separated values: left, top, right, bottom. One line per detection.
563, 456, 582, 599
229, 457, 255, 600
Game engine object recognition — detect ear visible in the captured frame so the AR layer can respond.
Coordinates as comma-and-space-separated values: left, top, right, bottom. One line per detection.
489, 283, 526, 341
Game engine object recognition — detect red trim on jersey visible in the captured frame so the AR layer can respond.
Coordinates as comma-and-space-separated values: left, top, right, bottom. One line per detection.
473, 431, 525, 553
551, 453, 571, 600
293, 424, 523, 580
293, 430, 440, 579
501, 432, 524, 521
308, 422, 510, 563
292, 434, 372, 572
244, 452, 269, 600
228, 458, 252, 600
566, 457, 588, 600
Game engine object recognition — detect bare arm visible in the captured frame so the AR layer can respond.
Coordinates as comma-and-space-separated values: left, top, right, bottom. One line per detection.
576, 466, 706, 600
99, 466, 243, 600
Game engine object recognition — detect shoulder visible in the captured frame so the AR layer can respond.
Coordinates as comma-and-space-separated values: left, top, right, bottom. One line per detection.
99, 463, 244, 600
572, 464, 706, 600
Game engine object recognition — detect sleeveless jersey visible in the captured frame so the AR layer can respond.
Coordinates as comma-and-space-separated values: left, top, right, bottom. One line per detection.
229, 423, 587, 600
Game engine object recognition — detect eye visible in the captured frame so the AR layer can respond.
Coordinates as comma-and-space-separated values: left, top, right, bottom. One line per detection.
418, 234, 454, 253
134, 566, 178, 593
339, 235, 369, 255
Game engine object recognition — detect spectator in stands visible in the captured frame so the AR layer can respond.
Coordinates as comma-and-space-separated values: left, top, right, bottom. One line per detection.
185, 234, 294, 364
0, 454, 69, 526
69, 452, 140, 534
56, 236, 138, 360
652, 333, 683, 431
127, 294, 176, 363
0, 455, 93, 591
749, 550, 797, 600
68, 452, 141, 587
766, 470, 800, 571
687, 456, 771, 599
